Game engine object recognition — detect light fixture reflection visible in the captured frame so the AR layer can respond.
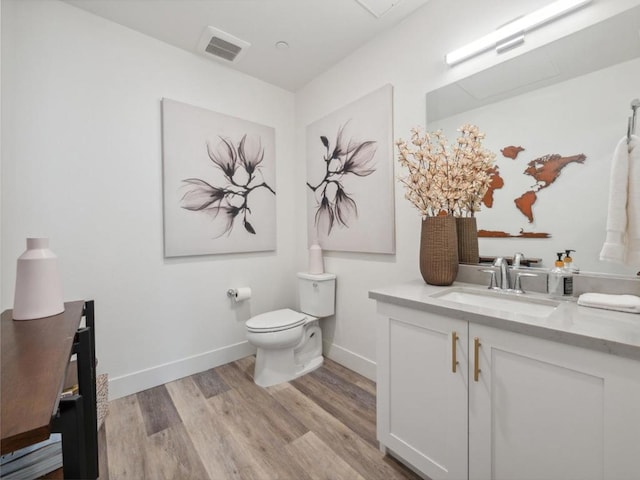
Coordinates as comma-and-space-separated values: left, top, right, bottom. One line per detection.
445, 0, 592, 66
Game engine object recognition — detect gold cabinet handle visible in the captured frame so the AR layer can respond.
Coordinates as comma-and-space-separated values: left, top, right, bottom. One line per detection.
474, 337, 481, 382
451, 331, 459, 373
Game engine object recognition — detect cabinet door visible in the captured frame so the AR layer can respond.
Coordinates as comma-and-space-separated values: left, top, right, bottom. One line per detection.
469, 323, 640, 480
377, 304, 468, 480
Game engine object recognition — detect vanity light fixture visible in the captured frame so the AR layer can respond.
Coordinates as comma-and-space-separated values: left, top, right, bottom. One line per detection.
444, 0, 592, 66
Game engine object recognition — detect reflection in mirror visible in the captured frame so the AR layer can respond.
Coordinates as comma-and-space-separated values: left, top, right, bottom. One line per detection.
428, 6, 640, 123
426, 5, 640, 277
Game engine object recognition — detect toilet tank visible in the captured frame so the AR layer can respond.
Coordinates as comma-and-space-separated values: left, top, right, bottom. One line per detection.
297, 272, 336, 317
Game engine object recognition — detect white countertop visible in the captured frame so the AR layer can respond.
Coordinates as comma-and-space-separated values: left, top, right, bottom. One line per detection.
369, 280, 640, 361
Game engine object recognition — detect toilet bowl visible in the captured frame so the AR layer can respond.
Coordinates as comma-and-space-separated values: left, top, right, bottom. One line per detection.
245, 272, 336, 387
247, 309, 323, 387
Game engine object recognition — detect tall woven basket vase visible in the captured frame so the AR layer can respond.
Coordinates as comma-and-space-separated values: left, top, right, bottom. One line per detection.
456, 216, 479, 264
419, 216, 459, 286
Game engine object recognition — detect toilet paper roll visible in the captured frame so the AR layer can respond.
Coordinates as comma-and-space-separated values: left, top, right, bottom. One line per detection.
233, 287, 252, 302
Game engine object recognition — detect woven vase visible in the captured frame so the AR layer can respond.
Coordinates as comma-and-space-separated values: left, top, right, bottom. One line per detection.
419, 216, 459, 286
456, 217, 479, 264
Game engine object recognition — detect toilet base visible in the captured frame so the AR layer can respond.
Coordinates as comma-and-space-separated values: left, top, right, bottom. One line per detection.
251, 318, 324, 388
296, 354, 323, 379
253, 350, 323, 387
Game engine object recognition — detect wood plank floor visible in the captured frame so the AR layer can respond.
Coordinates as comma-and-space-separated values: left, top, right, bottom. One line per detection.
105, 356, 421, 480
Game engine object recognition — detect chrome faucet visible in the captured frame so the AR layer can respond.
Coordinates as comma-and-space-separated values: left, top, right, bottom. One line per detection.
513, 252, 525, 269
493, 257, 511, 290
481, 253, 538, 293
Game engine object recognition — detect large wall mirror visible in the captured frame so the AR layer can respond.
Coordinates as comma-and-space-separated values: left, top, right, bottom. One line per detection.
426, 5, 640, 277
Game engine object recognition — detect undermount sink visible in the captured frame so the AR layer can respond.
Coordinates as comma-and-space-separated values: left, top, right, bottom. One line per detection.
431, 287, 560, 318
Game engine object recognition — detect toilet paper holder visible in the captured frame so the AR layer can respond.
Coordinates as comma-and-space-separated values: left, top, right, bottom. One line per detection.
227, 287, 252, 302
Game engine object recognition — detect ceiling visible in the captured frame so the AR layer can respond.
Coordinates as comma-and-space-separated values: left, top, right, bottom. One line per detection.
62, 0, 431, 91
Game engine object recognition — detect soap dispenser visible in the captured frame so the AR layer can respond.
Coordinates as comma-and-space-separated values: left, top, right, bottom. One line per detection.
563, 249, 579, 274
548, 253, 572, 298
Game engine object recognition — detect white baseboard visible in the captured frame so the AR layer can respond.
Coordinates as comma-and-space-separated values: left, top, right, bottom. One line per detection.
108, 341, 256, 400
322, 339, 377, 382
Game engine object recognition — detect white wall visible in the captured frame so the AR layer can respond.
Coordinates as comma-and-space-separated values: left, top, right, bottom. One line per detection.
295, 0, 640, 379
3, 0, 638, 396
1, 0, 296, 398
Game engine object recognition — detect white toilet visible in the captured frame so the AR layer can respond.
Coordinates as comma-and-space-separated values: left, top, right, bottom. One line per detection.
246, 272, 336, 387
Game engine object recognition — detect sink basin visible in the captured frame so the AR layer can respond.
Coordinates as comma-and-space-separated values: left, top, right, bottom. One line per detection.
431, 287, 560, 318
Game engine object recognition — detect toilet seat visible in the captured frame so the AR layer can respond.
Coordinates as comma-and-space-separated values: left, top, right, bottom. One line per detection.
246, 308, 307, 333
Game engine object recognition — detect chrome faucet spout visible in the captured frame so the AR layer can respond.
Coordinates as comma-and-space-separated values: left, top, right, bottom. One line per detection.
513, 252, 525, 269
493, 257, 511, 290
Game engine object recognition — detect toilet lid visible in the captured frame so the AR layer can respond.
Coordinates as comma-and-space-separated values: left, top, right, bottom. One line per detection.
246, 309, 307, 332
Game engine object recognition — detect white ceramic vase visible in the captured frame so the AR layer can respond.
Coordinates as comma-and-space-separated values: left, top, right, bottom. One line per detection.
308, 244, 324, 274
13, 238, 65, 320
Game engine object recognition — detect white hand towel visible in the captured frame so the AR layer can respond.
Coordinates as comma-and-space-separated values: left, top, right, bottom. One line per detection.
577, 293, 640, 314
599, 135, 640, 266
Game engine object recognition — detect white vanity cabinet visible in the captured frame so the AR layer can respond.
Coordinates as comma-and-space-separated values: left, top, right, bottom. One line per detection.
376, 301, 640, 480
468, 323, 640, 480
376, 303, 468, 479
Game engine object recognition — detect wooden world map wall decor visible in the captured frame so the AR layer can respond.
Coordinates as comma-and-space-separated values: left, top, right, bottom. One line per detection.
478, 145, 586, 239
500, 145, 525, 159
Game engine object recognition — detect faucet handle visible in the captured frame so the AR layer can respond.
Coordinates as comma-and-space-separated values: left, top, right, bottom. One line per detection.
492, 257, 505, 267
480, 269, 499, 290
513, 272, 537, 294
513, 252, 525, 268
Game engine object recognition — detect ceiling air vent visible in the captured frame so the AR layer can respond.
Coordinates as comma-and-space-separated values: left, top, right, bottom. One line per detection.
196, 26, 250, 63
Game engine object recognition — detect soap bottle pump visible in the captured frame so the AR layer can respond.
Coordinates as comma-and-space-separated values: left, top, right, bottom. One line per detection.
563, 249, 578, 273
548, 253, 564, 297
548, 253, 572, 298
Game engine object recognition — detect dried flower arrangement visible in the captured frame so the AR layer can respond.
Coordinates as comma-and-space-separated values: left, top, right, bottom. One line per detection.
396, 124, 496, 218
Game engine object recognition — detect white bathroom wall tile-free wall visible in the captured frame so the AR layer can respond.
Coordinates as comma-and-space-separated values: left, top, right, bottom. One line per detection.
1, 0, 296, 398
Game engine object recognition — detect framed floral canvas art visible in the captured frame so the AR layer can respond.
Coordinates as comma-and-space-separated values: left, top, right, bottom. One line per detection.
306, 84, 395, 253
162, 98, 276, 257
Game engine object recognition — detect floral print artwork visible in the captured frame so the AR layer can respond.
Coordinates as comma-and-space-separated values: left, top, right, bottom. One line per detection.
162, 98, 276, 257
305, 84, 395, 254
307, 121, 377, 235
181, 134, 275, 238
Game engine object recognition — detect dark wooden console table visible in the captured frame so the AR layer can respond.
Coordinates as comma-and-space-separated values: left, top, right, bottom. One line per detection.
1, 300, 98, 479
